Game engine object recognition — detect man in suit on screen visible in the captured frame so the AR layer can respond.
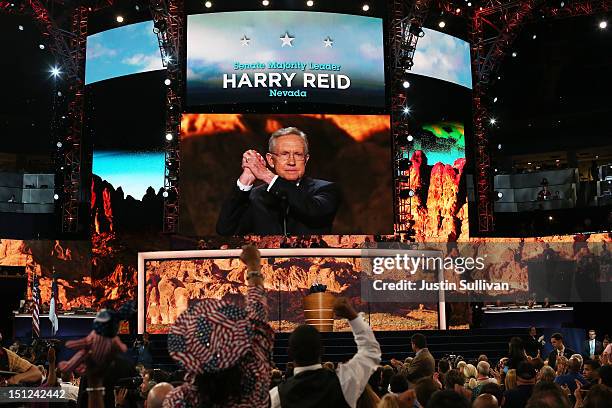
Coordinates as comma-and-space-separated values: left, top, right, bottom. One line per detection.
216, 127, 341, 236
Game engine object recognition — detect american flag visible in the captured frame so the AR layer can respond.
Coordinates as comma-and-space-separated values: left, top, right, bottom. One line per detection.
32, 276, 40, 338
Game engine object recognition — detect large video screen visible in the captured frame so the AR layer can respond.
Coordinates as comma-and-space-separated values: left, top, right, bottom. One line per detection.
186, 11, 385, 108
401, 28, 473, 240
85, 20, 165, 85
178, 114, 393, 236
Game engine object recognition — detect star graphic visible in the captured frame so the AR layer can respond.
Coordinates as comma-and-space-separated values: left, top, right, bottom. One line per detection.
280, 32, 294, 47
240, 35, 250, 46
323, 37, 333, 48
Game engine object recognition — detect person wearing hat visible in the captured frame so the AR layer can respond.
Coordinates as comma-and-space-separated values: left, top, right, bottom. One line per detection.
501, 361, 536, 408
163, 245, 274, 408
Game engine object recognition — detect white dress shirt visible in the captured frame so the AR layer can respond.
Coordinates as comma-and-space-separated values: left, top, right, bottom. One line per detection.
60, 381, 79, 401
590, 339, 595, 356
270, 314, 381, 408
236, 175, 282, 192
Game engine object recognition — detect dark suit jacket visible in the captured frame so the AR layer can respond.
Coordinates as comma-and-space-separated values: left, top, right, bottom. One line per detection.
216, 176, 341, 236
547, 347, 576, 370
525, 336, 543, 358
582, 339, 604, 359
401, 348, 435, 383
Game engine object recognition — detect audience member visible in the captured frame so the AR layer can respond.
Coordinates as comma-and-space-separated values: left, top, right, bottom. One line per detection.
444, 369, 466, 391
556, 355, 570, 376
271, 369, 283, 390
60, 370, 79, 401
525, 382, 570, 408
598, 365, 612, 387
505, 369, 518, 391
547, 333, 576, 371
414, 378, 439, 407
464, 363, 478, 389
480, 383, 504, 405
554, 356, 588, 394
479, 355, 490, 363
377, 394, 400, 408
425, 389, 470, 408
270, 297, 381, 408
506, 337, 528, 371
582, 360, 601, 389
472, 361, 498, 399
537, 366, 556, 383
582, 330, 604, 361
356, 384, 380, 408
525, 327, 544, 358
379, 365, 394, 397
502, 362, 536, 408
164, 245, 274, 408
147, 382, 174, 408
389, 374, 409, 394
575, 383, 612, 408
400, 333, 435, 384
0, 343, 42, 385
473, 393, 499, 408
323, 361, 335, 371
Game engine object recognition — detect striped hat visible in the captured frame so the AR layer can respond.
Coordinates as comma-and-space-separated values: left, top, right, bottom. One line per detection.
167, 299, 251, 374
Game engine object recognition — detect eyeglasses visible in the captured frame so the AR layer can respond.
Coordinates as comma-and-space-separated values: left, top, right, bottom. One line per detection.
269, 152, 307, 162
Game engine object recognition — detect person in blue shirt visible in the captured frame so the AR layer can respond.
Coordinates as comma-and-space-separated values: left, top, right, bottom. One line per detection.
554, 356, 588, 394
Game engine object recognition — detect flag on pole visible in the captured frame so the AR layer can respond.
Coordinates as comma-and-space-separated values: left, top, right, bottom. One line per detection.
32, 276, 40, 338
49, 272, 59, 336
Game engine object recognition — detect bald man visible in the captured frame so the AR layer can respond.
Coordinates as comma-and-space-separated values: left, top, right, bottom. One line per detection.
473, 393, 499, 408
147, 382, 174, 408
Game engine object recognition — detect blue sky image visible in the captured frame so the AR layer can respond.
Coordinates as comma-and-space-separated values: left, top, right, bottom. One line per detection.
186, 11, 384, 87
411, 28, 472, 89
85, 20, 165, 85
93, 151, 165, 199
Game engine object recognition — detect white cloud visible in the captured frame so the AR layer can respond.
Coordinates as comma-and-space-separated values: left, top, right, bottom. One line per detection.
122, 53, 163, 71
87, 42, 118, 60
360, 42, 383, 60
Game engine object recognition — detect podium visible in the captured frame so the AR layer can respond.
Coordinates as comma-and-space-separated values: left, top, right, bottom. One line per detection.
303, 292, 335, 332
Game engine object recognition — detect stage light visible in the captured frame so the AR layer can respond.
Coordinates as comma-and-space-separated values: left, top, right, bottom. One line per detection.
306, 0, 314, 7
402, 106, 411, 115
204, 1, 212, 8
527, 162, 532, 165
362, 4, 369, 11
18, 25, 24, 31
599, 20, 608, 29
512, 51, 517, 57
548, 216, 554, 221
53, 194, 59, 200
493, 97, 498, 103
162, 190, 169, 198
456, 8, 461, 13
164, 78, 171, 86
407, 134, 414, 142
39, 44, 45, 50
532, 34, 537, 39
497, 144, 502, 150
262, 0, 269, 5
489, 117, 497, 125
165, 133, 173, 141
495, 191, 503, 200
402, 80, 410, 88
399, 189, 415, 199
56, 141, 62, 148
163, 55, 172, 64
116, 15, 124, 23
438, 21, 446, 28
50, 66, 61, 78
467, 2, 472, 6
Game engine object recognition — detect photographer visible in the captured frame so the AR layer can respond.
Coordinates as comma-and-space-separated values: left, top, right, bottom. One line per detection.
0, 334, 43, 386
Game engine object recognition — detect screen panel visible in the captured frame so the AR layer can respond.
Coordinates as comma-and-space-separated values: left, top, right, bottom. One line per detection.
186, 11, 385, 108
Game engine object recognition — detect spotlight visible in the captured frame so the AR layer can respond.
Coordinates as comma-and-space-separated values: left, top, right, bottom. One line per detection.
116, 15, 124, 23
204, 1, 212, 8
399, 189, 415, 199
18, 25, 24, 31
407, 134, 414, 142
53, 194, 59, 200
511, 51, 517, 57
50, 66, 61, 78
402, 106, 411, 115
489, 118, 497, 125
495, 191, 503, 200
467, 2, 471, 6
408, 24, 425, 37
493, 97, 498, 103
162, 190, 169, 198
438, 21, 446, 28
165, 133, 173, 141
164, 78, 172, 86
532, 34, 537, 39
402, 80, 410, 88
163, 55, 172, 64
262, 0, 269, 5
497, 143, 502, 150
455, 8, 461, 13
599, 20, 608, 29
56, 141, 62, 148
306, 0, 314, 6
548, 216, 554, 221
362, 4, 369, 11
39, 44, 45, 50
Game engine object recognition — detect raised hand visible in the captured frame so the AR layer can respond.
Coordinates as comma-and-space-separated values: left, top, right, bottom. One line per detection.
243, 150, 275, 184
333, 297, 358, 321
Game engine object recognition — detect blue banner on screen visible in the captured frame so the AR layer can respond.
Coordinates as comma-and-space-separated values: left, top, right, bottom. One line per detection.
186, 11, 385, 107
85, 20, 165, 85
410, 28, 472, 89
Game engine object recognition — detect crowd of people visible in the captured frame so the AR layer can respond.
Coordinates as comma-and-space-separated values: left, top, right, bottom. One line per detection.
1, 246, 611, 408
